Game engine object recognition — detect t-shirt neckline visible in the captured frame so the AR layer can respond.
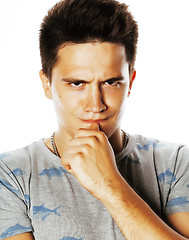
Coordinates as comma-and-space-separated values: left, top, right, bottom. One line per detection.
38, 133, 137, 165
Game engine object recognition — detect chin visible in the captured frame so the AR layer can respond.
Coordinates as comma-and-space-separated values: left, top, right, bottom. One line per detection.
100, 125, 118, 138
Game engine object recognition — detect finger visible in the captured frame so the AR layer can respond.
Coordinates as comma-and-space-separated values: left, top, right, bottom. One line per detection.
61, 149, 89, 174
75, 124, 106, 140
60, 154, 72, 172
61, 152, 81, 173
69, 136, 98, 147
63, 144, 91, 155
75, 122, 99, 137
87, 122, 100, 131
75, 129, 105, 141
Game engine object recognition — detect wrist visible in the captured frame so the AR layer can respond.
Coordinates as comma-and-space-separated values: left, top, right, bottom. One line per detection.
97, 174, 128, 204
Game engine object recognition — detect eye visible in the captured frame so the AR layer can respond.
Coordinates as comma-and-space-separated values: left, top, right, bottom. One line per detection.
69, 81, 85, 87
104, 80, 120, 86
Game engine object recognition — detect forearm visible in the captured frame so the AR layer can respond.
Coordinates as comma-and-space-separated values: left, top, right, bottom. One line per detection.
100, 176, 188, 240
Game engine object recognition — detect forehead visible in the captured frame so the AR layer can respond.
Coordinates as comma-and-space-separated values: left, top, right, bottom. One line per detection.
53, 42, 129, 78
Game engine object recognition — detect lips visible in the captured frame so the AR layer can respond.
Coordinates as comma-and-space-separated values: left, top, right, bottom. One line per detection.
81, 118, 108, 123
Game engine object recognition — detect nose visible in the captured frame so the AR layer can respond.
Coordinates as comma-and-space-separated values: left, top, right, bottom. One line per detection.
84, 84, 107, 113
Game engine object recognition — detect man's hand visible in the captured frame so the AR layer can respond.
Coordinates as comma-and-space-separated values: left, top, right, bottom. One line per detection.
61, 123, 122, 199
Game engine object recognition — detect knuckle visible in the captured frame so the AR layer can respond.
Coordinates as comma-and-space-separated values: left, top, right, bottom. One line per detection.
74, 152, 85, 168
90, 136, 98, 145
97, 131, 106, 141
85, 143, 92, 150
74, 128, 83, 137
82, 144, 92, 154
77, 152, 84, 158
76, 128, 85, 136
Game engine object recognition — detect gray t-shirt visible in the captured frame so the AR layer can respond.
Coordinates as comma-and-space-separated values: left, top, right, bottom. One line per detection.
0, 134, 189, 240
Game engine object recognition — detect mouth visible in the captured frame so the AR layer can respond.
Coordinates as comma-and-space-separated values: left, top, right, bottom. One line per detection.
80, 118, 109, 124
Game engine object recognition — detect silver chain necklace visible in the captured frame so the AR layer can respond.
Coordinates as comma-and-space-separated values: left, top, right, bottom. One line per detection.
51, 133, 60, 157
51, 130, 129, 157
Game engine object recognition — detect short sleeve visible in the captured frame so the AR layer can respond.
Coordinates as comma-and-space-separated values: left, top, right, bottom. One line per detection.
0, 156, 33, 239
165, 146, 189, 216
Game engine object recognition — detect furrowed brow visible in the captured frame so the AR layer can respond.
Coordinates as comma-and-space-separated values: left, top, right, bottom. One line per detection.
61, 76, 124, 83
104, 76, 125, 82
61, 78, 88, 83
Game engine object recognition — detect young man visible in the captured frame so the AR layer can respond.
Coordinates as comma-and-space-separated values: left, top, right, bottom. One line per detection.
0, 0, 189, 239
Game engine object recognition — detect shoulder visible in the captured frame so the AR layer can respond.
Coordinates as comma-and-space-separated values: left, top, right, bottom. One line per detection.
132, 134, 186, 156
125, 134, 189, 168
0, 140, 43, 173
134, 134, 184, 151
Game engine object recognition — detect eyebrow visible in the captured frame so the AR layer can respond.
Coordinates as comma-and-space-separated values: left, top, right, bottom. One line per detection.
61, 76, 125, 83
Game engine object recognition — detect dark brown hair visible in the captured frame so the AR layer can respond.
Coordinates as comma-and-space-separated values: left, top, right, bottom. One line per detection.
39, 0, 138, 82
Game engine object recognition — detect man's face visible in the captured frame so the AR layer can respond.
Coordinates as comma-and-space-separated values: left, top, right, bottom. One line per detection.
42, 42, 132, 139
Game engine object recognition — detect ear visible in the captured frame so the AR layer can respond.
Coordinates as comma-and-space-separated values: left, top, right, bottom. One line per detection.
128, 70, 136, 97
39, 70, 52, 100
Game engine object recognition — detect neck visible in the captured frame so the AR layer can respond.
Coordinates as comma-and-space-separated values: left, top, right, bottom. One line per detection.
108, 127, 124, 155
53, 128, 73, 156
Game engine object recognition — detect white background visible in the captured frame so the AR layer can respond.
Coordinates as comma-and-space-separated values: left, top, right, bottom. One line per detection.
0, 0, 189, 152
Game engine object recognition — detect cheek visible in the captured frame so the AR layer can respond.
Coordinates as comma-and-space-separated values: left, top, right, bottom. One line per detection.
52, 89, 71, 115
106, 86, 127, 109
106, 88, 128, 123
55, 91, 85, 114
118, 88, 128, 114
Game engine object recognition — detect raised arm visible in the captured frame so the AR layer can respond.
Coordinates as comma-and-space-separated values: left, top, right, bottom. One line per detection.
61, 125, 189, 240
100, 176, 189, 240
